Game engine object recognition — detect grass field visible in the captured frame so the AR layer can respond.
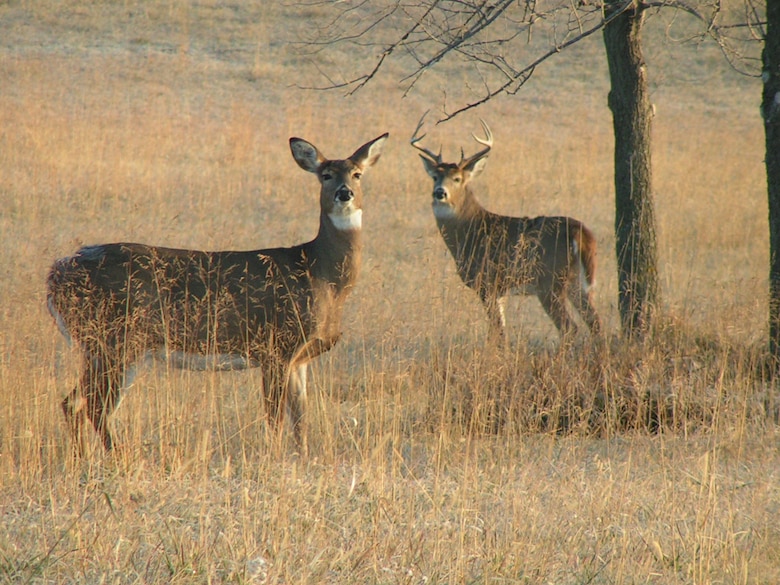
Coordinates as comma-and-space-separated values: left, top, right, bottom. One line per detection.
1, 1, 778, 583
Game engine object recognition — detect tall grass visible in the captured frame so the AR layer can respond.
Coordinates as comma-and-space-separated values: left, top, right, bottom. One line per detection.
0, 1, 777, 583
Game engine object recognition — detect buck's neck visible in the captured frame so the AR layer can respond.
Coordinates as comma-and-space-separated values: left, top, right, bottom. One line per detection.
434, 187, 488, 228
307, 211, 363, 291
435, 187, 488, 246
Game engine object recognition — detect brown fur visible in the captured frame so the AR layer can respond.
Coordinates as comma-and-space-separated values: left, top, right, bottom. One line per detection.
47, 133, 388, 454
413, 121, 600, 344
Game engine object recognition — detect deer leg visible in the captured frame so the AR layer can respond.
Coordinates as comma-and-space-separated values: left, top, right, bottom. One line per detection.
482, 295, 507, 347
538, 288, 576, 338
62, 385, 88, 457
286, 363, 309, 451
568, 281, 602, 337
83, 355, 123, 452
262, 359, 287, 430
65, 353, 123, 453
284, 338, 334, 450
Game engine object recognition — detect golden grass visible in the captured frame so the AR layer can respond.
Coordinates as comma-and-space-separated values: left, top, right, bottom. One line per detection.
0, 1, 777, 583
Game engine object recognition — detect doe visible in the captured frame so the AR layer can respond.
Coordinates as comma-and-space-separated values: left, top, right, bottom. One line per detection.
47, 132, 388, 454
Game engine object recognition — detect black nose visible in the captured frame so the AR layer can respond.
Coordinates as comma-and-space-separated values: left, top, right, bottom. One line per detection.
433, 188, 447, 201
335, 186, 354, 202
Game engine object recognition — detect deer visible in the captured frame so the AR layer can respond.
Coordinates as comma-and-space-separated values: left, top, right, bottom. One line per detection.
411, 115, 600, 346
47, 131, 388, 455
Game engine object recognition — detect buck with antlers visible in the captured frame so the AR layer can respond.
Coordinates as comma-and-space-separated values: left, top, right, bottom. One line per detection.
47, 132, 388, 454
411, 116, 600, 344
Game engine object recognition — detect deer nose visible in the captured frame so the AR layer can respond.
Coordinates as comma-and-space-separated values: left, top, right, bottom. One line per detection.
335, 186, 354, 202
433, 187, 447, 201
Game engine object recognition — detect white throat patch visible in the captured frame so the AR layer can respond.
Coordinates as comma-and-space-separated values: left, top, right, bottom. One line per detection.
329, 209, 363, 231
432, 204, 456, 219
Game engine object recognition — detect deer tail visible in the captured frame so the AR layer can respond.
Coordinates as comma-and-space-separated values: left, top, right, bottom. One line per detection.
572, 223, 597, 292
46, 256, 76, 344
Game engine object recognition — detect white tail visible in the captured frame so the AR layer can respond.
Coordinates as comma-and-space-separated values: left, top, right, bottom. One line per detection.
412, 116, 600, 344
47, 132, 388, 454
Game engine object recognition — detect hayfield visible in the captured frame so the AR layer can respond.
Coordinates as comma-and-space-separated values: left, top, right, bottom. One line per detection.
0, 1, 777, 583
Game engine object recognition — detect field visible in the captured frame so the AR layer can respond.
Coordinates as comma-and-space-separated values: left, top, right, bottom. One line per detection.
0, 1, 777, 583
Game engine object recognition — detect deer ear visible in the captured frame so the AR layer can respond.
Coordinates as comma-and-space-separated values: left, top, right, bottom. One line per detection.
419, 154, 439, 179
350, 133, 389, 170
465, 155, 488, 179
290, 138, 326, 173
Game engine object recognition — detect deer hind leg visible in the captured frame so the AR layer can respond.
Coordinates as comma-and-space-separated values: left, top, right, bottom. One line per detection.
82, 354, 124, 452
64, 353, 123, 454
538, 285, 576, 338
568, 279, 602, 337
62, 385, 88, 457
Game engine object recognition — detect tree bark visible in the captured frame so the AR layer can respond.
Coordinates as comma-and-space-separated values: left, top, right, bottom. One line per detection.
764, 2, 780, 366
603, 0, 659, 339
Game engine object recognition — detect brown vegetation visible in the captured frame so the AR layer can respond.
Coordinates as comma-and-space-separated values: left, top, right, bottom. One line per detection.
0, 2, 776, 583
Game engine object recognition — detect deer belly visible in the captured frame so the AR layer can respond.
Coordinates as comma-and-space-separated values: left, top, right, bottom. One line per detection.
114, 349, 259, 396
159, 350, 258, 371
508, 283, 539, 297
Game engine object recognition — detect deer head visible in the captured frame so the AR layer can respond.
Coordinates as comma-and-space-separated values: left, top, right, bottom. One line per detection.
411, 115, 492, 219
291, 134, 388, 231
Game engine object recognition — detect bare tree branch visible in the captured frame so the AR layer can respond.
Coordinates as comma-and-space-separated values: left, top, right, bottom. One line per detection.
440, 0, 636, 121
399, 0, 516, 83
297, 0, 764, 121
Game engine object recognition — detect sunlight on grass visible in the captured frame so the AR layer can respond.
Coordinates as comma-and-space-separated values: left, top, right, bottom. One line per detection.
0, 2, 777, 583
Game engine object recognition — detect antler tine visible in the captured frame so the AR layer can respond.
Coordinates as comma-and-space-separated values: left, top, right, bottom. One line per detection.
461, 119, 493, 166
411, 110, 428, 142
410, 110, 442, 164
472, 119, 493, 149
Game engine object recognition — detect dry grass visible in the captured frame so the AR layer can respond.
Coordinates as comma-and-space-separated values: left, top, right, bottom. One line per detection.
0, 1, 777, 583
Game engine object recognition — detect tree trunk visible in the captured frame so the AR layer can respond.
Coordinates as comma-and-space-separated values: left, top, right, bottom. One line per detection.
603, 0, 658, 339
764, 1, 780, 366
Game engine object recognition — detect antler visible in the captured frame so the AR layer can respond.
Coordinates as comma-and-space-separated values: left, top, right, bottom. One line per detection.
459, 119, 493, 167
410, 110, 442, 164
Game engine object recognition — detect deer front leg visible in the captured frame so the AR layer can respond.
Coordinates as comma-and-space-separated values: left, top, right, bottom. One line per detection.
286, 363, 309, 452
285, 337, 337, 450
481, 294, 507, 347
262, 358, 287, 431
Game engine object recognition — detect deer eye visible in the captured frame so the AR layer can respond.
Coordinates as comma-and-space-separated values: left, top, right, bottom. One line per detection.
353, 172, 362, 180
453, 176, 462, 183
321, 172, 333, 181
